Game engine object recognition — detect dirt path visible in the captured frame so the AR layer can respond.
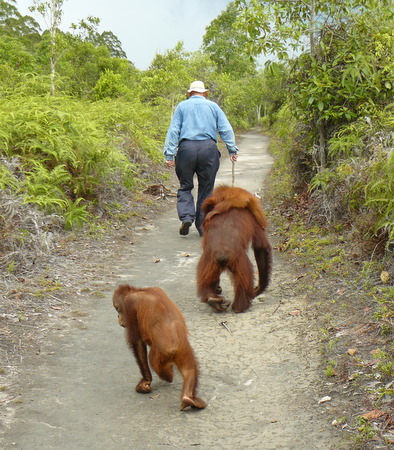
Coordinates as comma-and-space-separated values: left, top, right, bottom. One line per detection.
1, 132, 349, 449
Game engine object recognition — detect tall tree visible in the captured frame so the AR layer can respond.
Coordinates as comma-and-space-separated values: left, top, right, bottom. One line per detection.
141, 42, 192, 111
234, 0, 381, 59
30, 0, 64, 96
203, 1, 256, 77
70, 16, 127, 59
0, 0, 41, 41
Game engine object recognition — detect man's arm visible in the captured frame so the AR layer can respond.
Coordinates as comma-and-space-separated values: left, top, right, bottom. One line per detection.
163, 107, 182, 161
215, 106, 238, 154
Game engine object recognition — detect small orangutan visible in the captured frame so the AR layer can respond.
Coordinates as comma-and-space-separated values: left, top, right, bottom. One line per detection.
196, 185, 272, 313
112, 284, 207, 411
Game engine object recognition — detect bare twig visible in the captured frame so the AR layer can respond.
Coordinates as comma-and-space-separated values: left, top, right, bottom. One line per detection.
271, 301, 285, 316
220, 321, 232, 333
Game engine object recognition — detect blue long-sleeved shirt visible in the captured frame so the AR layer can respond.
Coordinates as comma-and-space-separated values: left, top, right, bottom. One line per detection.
163, 95, 238, 160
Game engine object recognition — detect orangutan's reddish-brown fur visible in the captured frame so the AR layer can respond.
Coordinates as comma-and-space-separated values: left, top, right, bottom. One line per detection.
112, 284, 206, 411
203, 185, 268, 228
197, 185, 272, 313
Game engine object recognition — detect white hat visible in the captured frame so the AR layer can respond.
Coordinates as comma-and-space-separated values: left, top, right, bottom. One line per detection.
188, 80, 208, 93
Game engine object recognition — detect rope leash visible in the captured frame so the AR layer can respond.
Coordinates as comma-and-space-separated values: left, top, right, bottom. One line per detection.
231, 160, 235, 187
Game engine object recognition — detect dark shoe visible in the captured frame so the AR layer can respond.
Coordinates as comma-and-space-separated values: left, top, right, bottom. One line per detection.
179, 221, 192, 236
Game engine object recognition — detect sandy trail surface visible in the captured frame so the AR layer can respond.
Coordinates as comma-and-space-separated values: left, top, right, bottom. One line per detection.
1, 131, 348, 449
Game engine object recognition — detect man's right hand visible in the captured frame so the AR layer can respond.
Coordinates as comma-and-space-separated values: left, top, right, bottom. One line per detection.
165, 160, 175, 168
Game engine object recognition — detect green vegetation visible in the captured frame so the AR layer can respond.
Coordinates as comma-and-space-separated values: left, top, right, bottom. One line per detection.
235, 0, 394, 252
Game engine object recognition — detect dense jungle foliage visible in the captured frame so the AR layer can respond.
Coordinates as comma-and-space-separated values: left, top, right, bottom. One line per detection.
1, 0, 393, 275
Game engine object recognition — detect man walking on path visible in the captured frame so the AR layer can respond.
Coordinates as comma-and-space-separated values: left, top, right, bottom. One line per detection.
164, 80, 238, 236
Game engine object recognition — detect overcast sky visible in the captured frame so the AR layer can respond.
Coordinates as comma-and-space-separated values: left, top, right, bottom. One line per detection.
16, 0, 232, 70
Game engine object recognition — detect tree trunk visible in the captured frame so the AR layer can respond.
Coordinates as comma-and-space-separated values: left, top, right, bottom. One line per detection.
310, 0, 316, 56
318, 122, 326, 168
256, 104, 262, 125
49, 0, 57, 96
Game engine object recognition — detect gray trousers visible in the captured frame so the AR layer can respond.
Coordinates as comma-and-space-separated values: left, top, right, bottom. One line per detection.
175, 139, 220, 234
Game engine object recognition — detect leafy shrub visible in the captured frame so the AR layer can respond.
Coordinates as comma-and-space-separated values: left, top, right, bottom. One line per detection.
93, 69, 129, 100
307, 107, 394, 249
0, 95, 164, 228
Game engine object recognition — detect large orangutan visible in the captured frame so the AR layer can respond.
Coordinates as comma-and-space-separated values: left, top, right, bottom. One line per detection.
196, 185, 272, 313
112, 284, 207, 411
